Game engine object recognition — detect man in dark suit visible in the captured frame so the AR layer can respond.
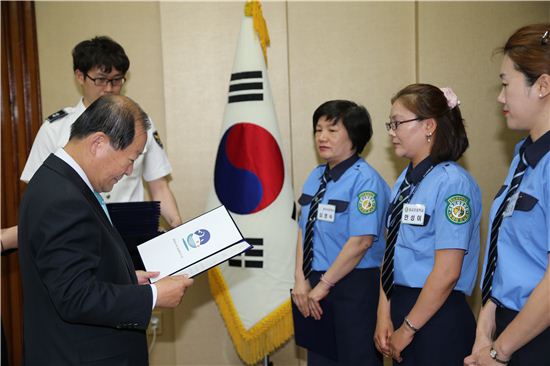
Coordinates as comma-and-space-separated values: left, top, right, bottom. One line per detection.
18, 95, 193, 365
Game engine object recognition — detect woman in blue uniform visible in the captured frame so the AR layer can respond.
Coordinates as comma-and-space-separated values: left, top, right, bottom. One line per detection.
374, 84, 481, 365
464, 23, 550, 366
292, 100, 390, 365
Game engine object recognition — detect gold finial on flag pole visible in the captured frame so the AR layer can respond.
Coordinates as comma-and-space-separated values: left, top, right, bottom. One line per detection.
244, 0, 270, 66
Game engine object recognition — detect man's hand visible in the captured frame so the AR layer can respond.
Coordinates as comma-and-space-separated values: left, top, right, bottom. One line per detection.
154, 275, 194, 308
135, 270, 160, 285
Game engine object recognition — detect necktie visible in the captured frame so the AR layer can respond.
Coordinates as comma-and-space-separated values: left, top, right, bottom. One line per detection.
302, 170, 330, 280
94, 191, 113, 225
481, 153, 528, 305
381, 177, 412, 299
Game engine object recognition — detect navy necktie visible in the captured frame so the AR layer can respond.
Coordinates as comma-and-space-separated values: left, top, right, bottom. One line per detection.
481, 153, 528, 305
302, 170, 330, 280
381, 177, 412, 299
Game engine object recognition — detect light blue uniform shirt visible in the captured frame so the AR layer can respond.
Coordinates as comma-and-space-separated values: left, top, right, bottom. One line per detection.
298, 155, 390, 271
481, 132, 550, 311
391, 159, 481, 295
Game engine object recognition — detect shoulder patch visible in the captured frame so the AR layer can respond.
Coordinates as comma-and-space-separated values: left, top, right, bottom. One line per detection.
46, 109, 68, 123
153, 131, 164, 149
357, 191, 376, 215
446, 194, 471, 224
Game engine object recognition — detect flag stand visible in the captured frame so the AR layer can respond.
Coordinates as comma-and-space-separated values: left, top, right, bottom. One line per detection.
262, 355, 273, 366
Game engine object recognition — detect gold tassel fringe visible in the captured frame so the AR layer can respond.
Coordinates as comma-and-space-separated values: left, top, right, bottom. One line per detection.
208, 267, 294, 365
244, 0, 270, 66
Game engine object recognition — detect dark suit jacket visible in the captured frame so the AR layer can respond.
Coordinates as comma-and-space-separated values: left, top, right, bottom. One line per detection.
19, 154, 153, 366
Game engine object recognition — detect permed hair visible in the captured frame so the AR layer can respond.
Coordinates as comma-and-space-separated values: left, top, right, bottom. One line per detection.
391, 84, 469, 163
312, 100, 373, 154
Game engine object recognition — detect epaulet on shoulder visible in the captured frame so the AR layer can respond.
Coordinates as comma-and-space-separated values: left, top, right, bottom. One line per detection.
46, 109, 68, 123
354, 159, 368, 173
439, 162, 463, 179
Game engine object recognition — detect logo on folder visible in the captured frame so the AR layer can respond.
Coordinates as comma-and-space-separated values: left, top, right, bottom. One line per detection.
182, 229, 211, 251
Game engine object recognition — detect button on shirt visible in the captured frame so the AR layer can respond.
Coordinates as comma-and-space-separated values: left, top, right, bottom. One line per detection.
298, 155, 390, 271
391, 159, 481, 295
481, 132, 550, 311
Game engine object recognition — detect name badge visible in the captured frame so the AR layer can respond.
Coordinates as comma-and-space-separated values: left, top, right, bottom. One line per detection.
317, 204, 335, 222
502, 192, 519, 217
401, 204, 425, 225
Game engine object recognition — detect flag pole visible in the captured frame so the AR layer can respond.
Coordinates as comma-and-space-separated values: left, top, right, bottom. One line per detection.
207, 1, 297, 364
262, 355, 273, 366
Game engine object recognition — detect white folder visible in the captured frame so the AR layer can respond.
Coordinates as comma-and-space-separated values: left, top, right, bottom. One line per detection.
138, 205, 251, 281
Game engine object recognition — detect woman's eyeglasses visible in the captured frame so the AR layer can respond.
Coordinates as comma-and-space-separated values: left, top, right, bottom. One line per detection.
385, 117, 422, 131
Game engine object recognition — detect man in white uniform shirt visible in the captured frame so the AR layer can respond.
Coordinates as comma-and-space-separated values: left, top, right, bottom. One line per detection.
21, 36, 182, 228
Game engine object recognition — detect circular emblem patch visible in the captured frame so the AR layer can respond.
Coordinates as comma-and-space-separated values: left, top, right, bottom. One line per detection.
358, 191, 376, 215
446, 194, 471, 224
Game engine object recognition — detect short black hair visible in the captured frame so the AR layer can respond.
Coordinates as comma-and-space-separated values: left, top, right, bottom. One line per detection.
70, 95, 150, 150
312, 100, 373, 154
72, 36, 130, 74
392, 83, 468, 163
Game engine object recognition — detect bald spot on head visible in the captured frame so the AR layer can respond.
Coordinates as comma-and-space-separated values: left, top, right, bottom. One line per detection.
70, 94, 150, 150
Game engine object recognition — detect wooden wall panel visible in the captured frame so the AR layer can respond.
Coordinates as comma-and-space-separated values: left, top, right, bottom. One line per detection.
1, 2, 42, 365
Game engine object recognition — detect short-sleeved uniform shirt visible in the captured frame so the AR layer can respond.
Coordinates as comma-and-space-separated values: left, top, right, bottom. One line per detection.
391, 158, 481, 295
298, 155, 390, 271
20, 99, 172, 203
481, 132, 550, 311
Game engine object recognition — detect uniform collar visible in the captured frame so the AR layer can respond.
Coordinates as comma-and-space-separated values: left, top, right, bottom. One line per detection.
406, 156, 435, 185
520, 130, 550, 168
325, 155, 360, 182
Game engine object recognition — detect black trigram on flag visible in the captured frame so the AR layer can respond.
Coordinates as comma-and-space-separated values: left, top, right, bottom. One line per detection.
228, 71, 264, 104
229, 238, 263, 268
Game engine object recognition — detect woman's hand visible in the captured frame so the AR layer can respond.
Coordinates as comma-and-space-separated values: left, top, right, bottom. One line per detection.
389, 323, 415, 362
464, 344, 508, 366
465, 300, 498, 365
374, 313, 394, 357
307, 282, 330, 320
466, 333, 493, 361
291, 277, 312, 317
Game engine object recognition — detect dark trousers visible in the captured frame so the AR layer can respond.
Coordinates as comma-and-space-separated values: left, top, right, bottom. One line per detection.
307, 268, 382, 366
390, 285, 475, 366
495, 306, 550, 365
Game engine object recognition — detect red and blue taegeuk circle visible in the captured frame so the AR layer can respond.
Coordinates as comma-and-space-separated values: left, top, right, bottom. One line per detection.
214, 122, 284, 214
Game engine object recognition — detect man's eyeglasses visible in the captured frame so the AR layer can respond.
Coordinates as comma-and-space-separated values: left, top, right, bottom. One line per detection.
385, 117, 422, 131
85, 73, 126, 87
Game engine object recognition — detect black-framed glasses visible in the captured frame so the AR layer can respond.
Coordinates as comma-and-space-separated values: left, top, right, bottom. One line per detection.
385, 117, 422, 131
85, 73, 126, 87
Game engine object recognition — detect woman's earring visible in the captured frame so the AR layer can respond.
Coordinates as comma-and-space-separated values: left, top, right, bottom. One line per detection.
426, 132, 433, 143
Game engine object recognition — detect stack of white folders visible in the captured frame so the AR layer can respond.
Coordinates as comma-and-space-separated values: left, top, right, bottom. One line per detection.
138, 205, 251, 281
